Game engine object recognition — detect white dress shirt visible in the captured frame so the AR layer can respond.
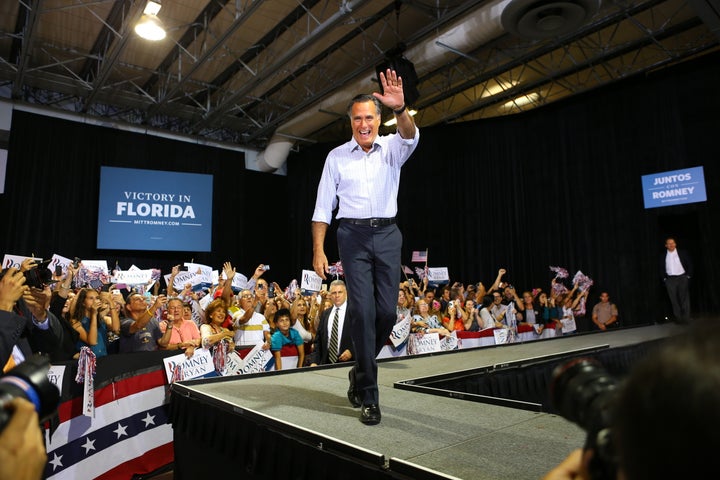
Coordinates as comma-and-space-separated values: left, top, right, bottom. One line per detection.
665, 249, 686, 275
327, 303, 347, 357
312, 130, 420, 223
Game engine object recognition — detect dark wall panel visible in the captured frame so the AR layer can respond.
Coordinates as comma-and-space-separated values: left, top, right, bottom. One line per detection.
288, 52, 720, 325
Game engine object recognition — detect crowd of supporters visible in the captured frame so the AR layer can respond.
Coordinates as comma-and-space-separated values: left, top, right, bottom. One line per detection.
1, 258, 618, 375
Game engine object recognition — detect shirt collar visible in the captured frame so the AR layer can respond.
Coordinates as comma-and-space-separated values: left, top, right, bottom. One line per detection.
349, 135, 386, 153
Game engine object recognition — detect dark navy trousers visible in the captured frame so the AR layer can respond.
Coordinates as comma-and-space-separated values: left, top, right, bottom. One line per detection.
337, 221, 401, 406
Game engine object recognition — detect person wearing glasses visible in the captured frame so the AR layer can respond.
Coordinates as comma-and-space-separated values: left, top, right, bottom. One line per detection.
311, 68, 419, 425
232, 289, 271, 349
411, 299, 450, 336
253, 278, 270, 313
158, 297, 201, 358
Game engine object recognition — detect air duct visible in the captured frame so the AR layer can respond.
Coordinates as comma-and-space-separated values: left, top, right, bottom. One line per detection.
257, 0, 514, 172
255, 136, 294, 173
501, 0, 601, 40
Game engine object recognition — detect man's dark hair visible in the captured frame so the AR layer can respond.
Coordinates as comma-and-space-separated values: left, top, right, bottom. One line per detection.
346, 94, 382, 117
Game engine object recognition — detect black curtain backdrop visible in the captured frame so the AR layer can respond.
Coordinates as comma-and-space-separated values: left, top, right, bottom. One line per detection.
2, 52, 718, 325
288, 52, 720, 326
0, 112, 292, 283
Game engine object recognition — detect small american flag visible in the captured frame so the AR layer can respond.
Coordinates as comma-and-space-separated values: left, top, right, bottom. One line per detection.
411, 250, 428, 263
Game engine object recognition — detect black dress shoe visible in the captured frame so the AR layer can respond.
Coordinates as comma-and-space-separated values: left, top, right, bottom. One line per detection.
347, 369, 361, 408
360, 404, 381, 425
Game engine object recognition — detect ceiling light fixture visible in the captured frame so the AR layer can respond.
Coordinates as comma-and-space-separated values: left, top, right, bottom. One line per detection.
384, 109, 418, 127
501, 92, 540, 111
135, 1, 166, 41
481, 80, 519, 98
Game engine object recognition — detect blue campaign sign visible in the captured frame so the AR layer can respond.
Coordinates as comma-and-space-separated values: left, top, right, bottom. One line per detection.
97, 166, 213, 251
641, 166, 706, 209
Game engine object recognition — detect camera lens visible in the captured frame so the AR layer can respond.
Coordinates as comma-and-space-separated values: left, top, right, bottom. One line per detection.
0, 355, 60, 433
550, 357, 621, 480
23, 260, 54, 288
550, 357, 617, 432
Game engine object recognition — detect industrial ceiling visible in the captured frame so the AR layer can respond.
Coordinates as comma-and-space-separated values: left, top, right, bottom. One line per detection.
1, 0, 718, 169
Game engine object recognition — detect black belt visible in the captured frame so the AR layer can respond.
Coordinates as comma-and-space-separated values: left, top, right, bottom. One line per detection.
341, 217, 396, 227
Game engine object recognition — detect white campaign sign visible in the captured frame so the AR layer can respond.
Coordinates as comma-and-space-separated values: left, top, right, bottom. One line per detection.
493, 328, 509, 344
184, 262, 213, 284
440, 331, 459, 351
2, 254, 41, 270
114, 269, 153, 285
50, 254, 73, 275
427, 267, 449, 283
47, 365, 66, 397
223, 350, 245, 376
389, 315, 411, 347
162, 348, 215, 382
407, 332, 441, 355
81, 260, 109, 274
231, 272, 249, 291
301, 269, 323, 292
240, 342, 274, 374
561, 318, 577, 333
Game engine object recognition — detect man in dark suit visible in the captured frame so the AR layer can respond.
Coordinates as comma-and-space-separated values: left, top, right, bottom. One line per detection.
0, 268, 53, 480
0, 267, 33, 368
1, 266, 64, 371
660, 237, 693, 324
307, 280, 358, 403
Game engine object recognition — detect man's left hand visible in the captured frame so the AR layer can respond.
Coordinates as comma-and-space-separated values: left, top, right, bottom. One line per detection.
374, 68, 405, 111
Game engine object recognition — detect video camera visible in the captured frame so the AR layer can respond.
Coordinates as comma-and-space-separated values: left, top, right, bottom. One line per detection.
0, 355, 60, 433
550, 357, 620, 480
25, 259, 55, 288
0, 259, 55, 289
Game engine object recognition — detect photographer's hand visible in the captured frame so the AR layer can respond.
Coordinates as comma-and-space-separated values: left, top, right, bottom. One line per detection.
22, 288, 50, 322
0, 268, 27, 312
19, 258, 36, 273
0, 398, 47, 480
252, 264, 265, 279
23, 289, 47, 322
67, 261, 79, 277
542, 448, 591, 480
153, 294, 168, 311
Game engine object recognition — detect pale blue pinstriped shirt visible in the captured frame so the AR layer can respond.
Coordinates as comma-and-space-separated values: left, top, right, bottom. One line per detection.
312, 129, 420, 224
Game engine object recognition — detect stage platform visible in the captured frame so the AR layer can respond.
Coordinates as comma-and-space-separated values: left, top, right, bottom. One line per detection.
169, 323, 684, 480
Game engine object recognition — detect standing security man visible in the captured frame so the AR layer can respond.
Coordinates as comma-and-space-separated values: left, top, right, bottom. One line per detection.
661, 236, 693, 324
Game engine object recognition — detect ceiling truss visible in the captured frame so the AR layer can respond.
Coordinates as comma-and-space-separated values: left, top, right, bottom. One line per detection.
0, 0, 716, 150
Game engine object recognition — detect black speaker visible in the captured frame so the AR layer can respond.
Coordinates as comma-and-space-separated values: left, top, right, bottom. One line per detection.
375, 56, 420, 106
